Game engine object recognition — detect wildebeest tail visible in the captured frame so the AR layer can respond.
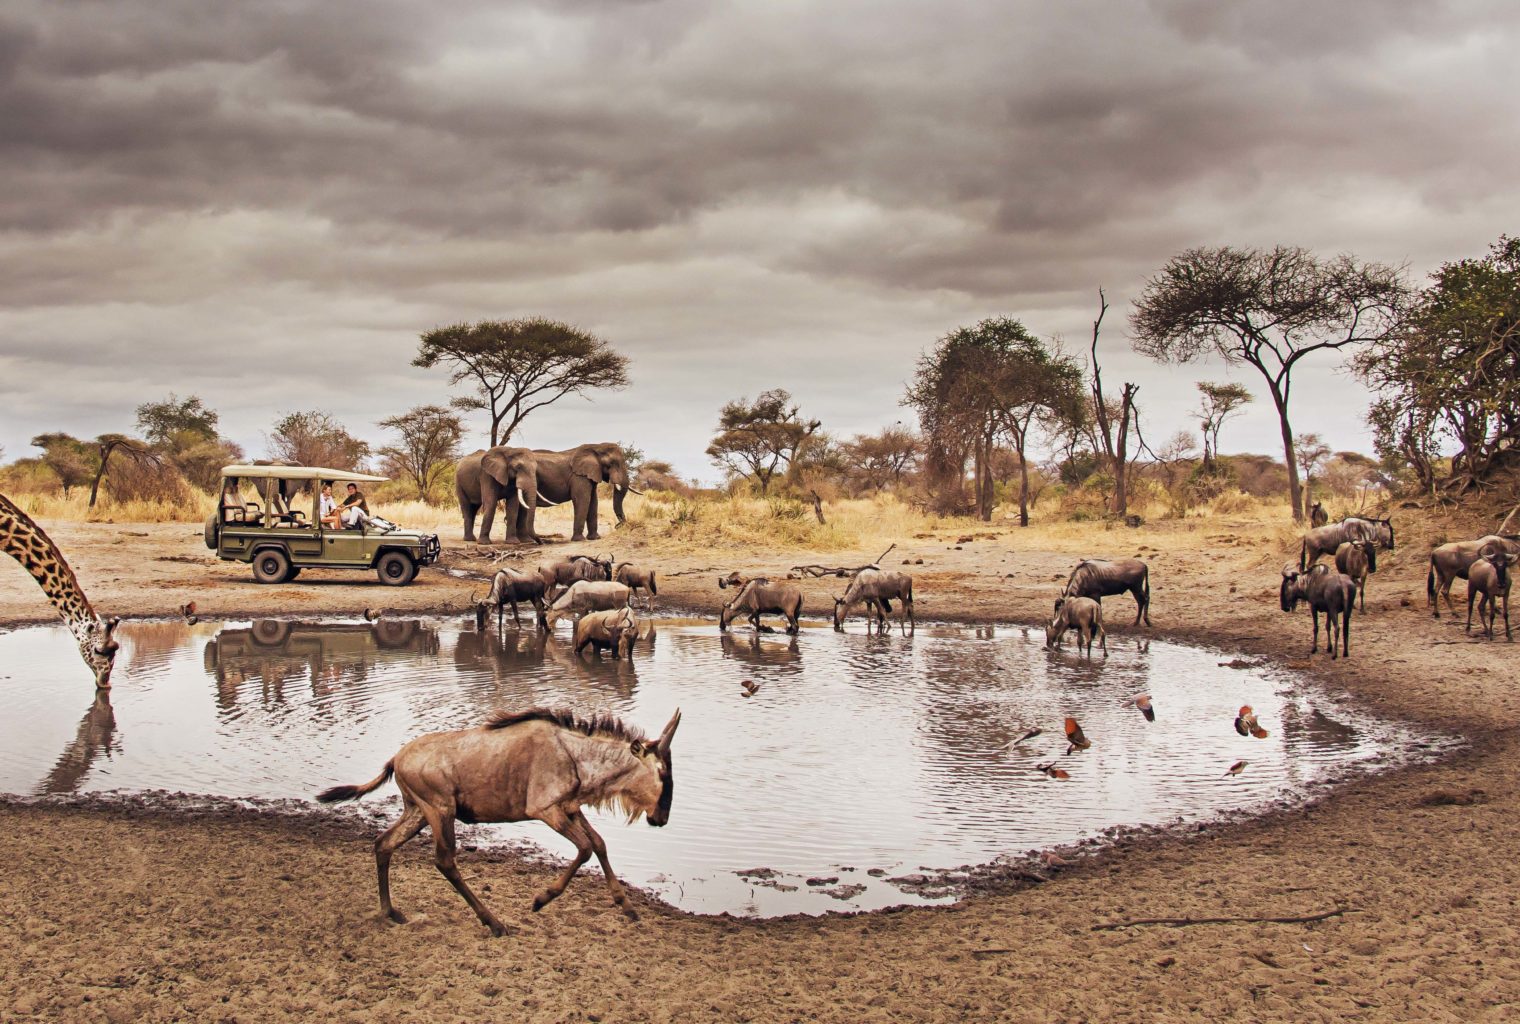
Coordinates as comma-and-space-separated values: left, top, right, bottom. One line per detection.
1426, 558, 1436, 607
648, 571, 657, 597
316, 759, 394, 803
1299, 538, 1307, 573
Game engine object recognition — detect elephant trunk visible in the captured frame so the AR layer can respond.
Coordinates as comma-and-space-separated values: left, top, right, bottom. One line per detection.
610, 465, 629, 524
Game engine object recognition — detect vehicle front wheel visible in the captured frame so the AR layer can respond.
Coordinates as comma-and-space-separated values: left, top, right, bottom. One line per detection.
252, 549, 291, 585
376, 551, 417, 586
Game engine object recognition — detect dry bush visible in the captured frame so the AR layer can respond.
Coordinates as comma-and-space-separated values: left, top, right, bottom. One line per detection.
619, 492, 953, 553
0, 459, 62, 496
1207, 489, 1259, 516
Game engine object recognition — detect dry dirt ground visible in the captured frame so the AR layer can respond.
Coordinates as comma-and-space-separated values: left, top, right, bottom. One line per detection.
2, 510, 1518, 1022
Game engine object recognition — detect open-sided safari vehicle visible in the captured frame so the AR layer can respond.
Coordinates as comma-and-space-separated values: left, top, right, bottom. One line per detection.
204, 465, 441, 586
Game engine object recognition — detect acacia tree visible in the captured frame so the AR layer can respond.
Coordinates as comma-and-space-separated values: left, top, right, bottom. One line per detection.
378, 406, 464, 502
1294, 432, 1331, 516
414, 318, 630, 446
706, 389, 821, 496
1132, 246, 1407, 521
30, 433, 94, 497
1195, 381, 1253, 470
905, 317, 1083, 524
135, 394, 241, 490
842, 426, 920, 493
1354, 235, 1520, 493
267, 411, 371, 470
87, 434, 158, 508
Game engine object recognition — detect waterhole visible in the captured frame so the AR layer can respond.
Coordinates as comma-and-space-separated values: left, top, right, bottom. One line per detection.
0, 616, 1435, 916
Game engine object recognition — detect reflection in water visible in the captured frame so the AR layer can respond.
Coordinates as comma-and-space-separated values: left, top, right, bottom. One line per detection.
38, 694, 117, 795
0, 617, 1440, 917
206, 619, 440, 711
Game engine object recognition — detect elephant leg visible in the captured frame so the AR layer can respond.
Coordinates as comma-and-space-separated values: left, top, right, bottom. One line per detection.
570, 482, 590, 542
460, 498, 479, 543
584, 485, 600, 541
478, 489, 499, 545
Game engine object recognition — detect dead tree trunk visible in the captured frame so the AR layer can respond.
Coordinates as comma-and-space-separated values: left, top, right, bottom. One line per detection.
1090, 290, 1141, 517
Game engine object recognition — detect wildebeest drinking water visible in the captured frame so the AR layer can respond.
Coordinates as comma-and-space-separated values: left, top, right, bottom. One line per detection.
316, 707, 681, 935
1063, 559, 1151, 626
832, 567, 915, 634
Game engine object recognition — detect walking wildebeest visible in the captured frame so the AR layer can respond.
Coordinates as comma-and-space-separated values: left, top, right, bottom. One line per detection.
474, 567, 550, 631
1428, 535, 1520, 618
1046, 596, 1106, 657
613, 563, 657, 605
545, 580, 632, 626
574, 607, 639, 658
1466, 551, 1516, 641
832, 568, 914, 634
720, 578, 804, 635
1280, 563, 1355, 658
1300, 517, 1394, 570
1334, 540, 1377, 611
316, 707, 680, 935
1063, 559, 1151, 626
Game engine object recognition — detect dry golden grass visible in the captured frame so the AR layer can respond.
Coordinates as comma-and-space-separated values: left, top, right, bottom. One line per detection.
12, 489, 461, 530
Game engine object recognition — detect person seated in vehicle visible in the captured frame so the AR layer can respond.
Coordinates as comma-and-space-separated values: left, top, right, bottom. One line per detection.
341, 483, 369, 516
319, 483, 342, 530
221, 479, 256, 524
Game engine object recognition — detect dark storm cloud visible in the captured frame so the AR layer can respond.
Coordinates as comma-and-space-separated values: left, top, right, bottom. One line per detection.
1, 0, 1518, 476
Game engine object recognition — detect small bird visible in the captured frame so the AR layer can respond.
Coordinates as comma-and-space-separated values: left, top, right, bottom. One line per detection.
1005, 727, 1043, 748
1225, 760, 1248, 776
1234, 706, 1267, 738
1064, 717, 1091, 754
364, 608, 382, 622
180, 601, 198, 626
1122, 693, 1155, 722
1035, 762, 1070, 780
740, 679, 760, 697
1040, 851, 1072, 868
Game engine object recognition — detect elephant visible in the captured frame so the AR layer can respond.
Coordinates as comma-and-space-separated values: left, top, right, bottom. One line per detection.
456, 443, 631, 544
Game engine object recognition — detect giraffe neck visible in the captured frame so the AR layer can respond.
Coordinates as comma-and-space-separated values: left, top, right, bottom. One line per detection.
0, 491, 117, 688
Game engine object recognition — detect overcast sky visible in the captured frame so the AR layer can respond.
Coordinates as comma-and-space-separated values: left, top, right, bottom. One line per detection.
1, 0, 1516, 483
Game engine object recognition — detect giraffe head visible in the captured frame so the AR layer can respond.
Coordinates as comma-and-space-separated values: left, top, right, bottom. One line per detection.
80, 616, 120, 689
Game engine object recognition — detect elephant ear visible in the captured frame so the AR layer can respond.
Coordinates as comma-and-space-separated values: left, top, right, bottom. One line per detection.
572, 447, 603, 481
482, 447, 517, 484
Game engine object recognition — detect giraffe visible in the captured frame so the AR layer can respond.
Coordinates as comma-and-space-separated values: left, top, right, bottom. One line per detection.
0, 491, 119, 689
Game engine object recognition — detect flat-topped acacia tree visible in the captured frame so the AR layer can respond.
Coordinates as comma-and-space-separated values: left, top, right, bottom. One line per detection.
1130, 246, 1407, 521
414, 318, 630, 447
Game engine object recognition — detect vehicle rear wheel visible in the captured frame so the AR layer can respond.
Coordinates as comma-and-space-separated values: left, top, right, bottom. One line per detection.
252, 548, 291, 584
376, 551, 417, 586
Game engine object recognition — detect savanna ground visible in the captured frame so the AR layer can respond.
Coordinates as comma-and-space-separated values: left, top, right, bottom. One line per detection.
2, 492, 1518, 1022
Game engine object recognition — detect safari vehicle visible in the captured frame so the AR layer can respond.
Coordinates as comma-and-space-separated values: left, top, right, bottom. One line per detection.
204, 465, 441, 586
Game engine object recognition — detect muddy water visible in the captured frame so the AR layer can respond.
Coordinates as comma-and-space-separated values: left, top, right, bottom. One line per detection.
0, 617, 1433, 916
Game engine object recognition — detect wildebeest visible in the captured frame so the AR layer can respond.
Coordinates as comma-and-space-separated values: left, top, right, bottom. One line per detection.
1466, 551, 1515, 641
1063, 559, 1151, 626
1309, 502, 1328, 527
1045, 596, 1106, 657
720, 578, 803, 635
539, 555, 613, 597
574, 607, 639, 658
316, 707, 680, 935
1428, 535, 1520, 618
1333, 540, 1377, 611
474, 568, 550, 631
1300, 517, 1395, 570
717, 571, 760, 590
832, 568, 914, 634
1279, 562, 1355, 658
613, 563, 657, 605
545, 580, 631, 626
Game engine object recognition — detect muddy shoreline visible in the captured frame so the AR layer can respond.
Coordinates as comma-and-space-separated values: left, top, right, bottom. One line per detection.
4, 514, 1519, 1021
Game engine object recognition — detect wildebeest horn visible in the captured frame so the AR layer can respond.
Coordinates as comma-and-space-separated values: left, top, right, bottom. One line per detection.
657, 708, 682, 753
1281, 562, 1298, 578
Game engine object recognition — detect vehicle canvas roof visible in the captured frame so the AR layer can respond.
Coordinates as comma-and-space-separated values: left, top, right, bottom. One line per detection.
221, 464, 389, 483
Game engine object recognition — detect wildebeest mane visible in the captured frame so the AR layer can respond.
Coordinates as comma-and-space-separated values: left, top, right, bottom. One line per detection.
484, 706, 645, 743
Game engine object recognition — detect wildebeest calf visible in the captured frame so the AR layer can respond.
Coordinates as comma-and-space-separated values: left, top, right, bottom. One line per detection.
613, 563, 657, 605
1046, 596, 1106, 657
1466, 551, 1515, 641
1334, 540, 1376, 612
